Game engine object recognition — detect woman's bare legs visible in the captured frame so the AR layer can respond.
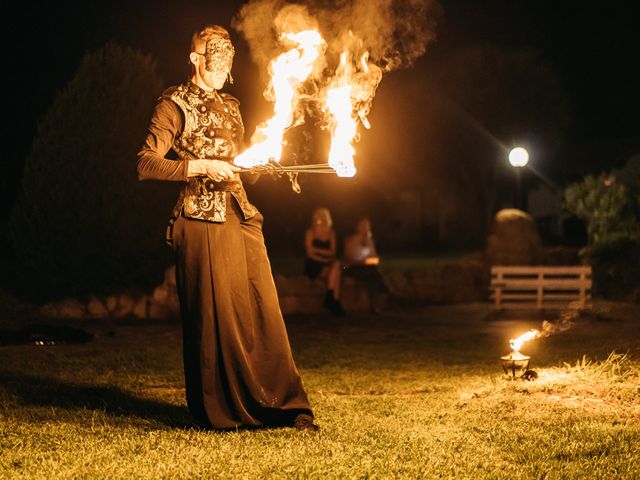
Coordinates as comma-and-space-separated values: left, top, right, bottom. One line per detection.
327, 260, 342, 300
320, 261, 343, 315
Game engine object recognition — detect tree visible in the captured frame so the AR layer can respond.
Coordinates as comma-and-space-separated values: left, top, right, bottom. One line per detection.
564, 164, 640, 301
564, 173, 639, 245
5, 43, 177, 302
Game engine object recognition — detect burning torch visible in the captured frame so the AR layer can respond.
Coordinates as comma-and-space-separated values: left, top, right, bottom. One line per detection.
501, 329, 539, 380
233, 26, 382, 192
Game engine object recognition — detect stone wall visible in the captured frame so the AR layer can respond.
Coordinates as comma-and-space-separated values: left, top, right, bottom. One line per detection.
32, 262, 489, 319
384, 263, 487, 305
34, 267, 180, 321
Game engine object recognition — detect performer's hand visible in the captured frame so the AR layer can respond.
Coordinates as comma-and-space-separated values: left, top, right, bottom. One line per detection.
188, 159, 241, 182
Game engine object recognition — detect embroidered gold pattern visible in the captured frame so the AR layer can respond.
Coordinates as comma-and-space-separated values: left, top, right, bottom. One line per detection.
169, 83, 257, 223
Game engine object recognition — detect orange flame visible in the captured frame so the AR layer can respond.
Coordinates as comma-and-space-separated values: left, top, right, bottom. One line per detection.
234, 30, 325, 168
324, 51, 357, 177
323, 49, 382, 177
509, 329, 539, 352
235, 27, 383, 177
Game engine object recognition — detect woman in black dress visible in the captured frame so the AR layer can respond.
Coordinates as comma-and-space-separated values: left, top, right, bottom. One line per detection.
304, 208, 343, 315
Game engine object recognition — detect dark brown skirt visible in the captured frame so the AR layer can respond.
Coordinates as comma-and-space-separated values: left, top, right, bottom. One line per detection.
172, 194, 312, 428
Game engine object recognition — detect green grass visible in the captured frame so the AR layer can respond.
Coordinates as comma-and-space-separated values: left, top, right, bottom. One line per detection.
1, 301, 639, 479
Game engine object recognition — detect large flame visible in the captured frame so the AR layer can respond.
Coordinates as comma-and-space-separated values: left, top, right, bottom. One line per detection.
234, 27, 383, 177
323, 49, 382, 177
509, 329, 539, 352
324, 52, 358, 177
234, 30, 325, 168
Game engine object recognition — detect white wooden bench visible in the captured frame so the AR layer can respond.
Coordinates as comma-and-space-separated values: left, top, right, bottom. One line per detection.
490, 265, 592, 310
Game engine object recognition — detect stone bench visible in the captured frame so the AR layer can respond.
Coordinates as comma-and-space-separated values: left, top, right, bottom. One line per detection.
274, 273, 386, 315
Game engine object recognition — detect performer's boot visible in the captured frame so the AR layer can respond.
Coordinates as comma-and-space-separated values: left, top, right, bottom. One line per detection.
324, 289, 334, 309
330, 299, 344, 316
293, 413, 319, 432
324, 289, 344, 316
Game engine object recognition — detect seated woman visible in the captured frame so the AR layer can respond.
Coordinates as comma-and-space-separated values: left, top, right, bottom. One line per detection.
343, 217, 389, 310
304, 208, 344, 316
343, 217, 380, 268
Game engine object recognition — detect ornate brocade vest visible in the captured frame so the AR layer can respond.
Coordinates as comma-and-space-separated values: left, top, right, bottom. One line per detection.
169, 83, 257, 223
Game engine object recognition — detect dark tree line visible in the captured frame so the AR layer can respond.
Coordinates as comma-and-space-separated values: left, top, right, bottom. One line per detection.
4, 44, 177, 302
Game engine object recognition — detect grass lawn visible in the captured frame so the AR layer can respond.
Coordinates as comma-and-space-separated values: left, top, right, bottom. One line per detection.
1, 301, 639, 479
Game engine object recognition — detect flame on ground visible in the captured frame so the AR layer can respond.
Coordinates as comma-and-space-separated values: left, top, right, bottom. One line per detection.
509, 329, 539, 352
234, 30, 325, 168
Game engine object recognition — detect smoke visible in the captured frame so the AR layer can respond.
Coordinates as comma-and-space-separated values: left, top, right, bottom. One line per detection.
537, 303, 586, 340
232, 0, 443, 76
230, 0, 442, 168
318, 0, 442, 71
231, 0, 281, 71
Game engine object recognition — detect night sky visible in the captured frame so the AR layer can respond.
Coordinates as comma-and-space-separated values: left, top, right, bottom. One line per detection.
3, 0, 638, 225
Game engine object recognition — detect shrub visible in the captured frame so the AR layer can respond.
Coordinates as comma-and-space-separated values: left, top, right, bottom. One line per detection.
5, 44, 177, 302
583, 236, 640, 302
565, 166, 640, 302
564, 173, 639, 245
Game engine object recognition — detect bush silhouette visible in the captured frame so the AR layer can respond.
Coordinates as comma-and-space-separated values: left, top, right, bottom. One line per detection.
564, 163, 640, 302
5, 43, 178, 302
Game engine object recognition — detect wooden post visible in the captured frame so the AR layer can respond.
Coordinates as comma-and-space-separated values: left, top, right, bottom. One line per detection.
579, 270, 586, 309
537, 271, 543, 309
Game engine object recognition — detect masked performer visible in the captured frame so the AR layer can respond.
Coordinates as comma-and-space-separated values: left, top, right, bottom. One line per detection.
137, 25, 317, 431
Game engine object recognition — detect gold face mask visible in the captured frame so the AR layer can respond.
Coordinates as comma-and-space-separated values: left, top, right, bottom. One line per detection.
201, 37, 234, 74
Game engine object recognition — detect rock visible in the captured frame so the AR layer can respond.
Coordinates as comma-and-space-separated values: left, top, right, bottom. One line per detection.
113, 293, 135, 318
37, 303, 58, 318
56, 298, 87, 319
164, 265, 176, 287
132, 296, 149, 319
87, 296, 109, 318
165, 289, 180, 315
148, 299, 179, 320
384, 271, 411, 299
148, 301, 166, 320
275, 275, 322, 296
485, 209, 544, 266
341, 277, 371, 312
377, 263, 485, 305
148, 281, 180, 320
274, 274, 290, 293
298, 294, 325, 314
279, 296, 300, 316
152, 285, 169, 303
105, 295, 118, 314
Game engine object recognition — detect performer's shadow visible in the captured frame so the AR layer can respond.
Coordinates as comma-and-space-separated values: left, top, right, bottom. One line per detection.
0, 372, 193, 429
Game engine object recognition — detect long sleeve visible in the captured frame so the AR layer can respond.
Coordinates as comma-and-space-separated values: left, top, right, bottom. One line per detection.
137, 97, 189, 181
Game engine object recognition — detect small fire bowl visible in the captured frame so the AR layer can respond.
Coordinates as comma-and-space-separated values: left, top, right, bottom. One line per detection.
501, 350, 531, 379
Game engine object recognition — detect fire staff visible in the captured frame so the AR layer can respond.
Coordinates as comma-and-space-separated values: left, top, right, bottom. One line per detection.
137, 25, 317, 431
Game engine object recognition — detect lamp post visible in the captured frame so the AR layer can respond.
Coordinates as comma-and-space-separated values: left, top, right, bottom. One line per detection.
508, 147, 529, 210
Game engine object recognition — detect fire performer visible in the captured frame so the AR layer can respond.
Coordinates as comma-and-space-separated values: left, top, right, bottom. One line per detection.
137, 25, 317, 431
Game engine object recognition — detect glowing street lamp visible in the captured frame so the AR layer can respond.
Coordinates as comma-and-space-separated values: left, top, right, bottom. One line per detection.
508, 147, 529, 209
508, 147, 529, 168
